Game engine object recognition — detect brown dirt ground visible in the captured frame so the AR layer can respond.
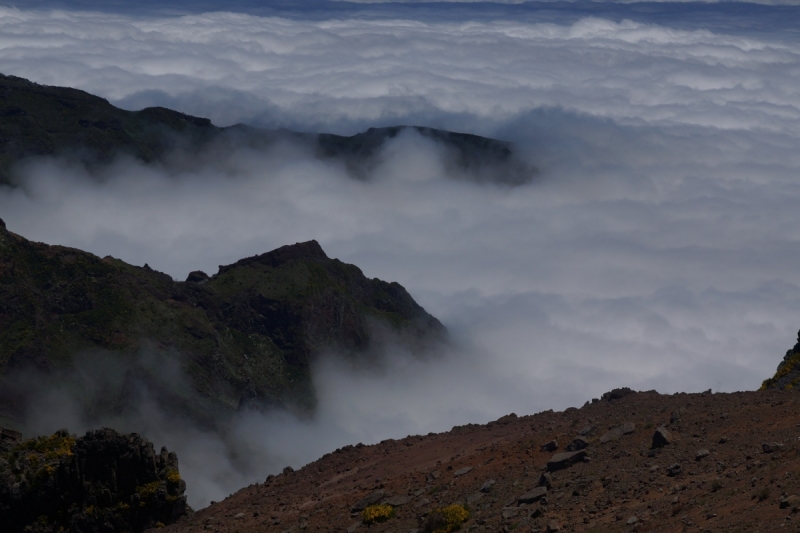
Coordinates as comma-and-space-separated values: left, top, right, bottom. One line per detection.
157, 389, 800, 533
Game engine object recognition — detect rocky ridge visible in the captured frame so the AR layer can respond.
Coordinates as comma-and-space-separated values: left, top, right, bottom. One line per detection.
0, 221, 445, 426
158, 388, 800, 533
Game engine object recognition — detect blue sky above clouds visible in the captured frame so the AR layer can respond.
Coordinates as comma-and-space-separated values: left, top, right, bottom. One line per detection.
2, 0, 800, 507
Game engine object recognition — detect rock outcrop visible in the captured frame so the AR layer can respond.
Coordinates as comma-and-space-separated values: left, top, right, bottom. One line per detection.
0, 427, 188, 533
0, 223, 446, 425
762, 329, 800, 390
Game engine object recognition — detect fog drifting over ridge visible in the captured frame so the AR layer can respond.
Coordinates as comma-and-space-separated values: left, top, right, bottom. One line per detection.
2, 3, 800, 507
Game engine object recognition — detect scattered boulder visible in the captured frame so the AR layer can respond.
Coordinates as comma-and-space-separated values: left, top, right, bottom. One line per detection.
540, 440, 559, 452
578, 425, 596, 437
651, 426, 672, 449
565, 437, 588, 452
518, 486, 547, 505
384, 494, 411, 507
453, 466, 473, 477
695, 449, 710, 461
627, 516, 638, 525
426, 470, 440, 482
600, 422, 635, 444
670, 407, 687, 425
547, 450, 587, 472
546, 520, 561, 532
537, 472, 553, 488
667, 463, 682, 477
479, 479, 496, 493
350, 490, 385, 513
780, 495, 800, 511
763, 442, 785, 454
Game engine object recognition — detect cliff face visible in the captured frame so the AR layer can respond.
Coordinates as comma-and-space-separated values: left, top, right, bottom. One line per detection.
0, 427, 189, 533
762, 329, 800, 391
0, 221, 446, 425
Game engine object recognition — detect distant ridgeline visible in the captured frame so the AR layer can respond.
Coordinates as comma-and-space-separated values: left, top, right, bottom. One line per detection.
762, 330, 800, 391
0, 73, 533, 185
0, 219, 446, 427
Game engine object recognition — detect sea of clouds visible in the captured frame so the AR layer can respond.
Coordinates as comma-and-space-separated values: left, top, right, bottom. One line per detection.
2, 1, 800, 507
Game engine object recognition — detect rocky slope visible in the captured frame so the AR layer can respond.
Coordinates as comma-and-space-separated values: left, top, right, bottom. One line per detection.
0, 220, 445, 426
0, 73, 531, 186
0, 427, 189, 533
157, 388, 800, 533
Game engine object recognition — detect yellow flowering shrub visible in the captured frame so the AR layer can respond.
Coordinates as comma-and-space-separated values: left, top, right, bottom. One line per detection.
361, 504, 395, 525
424, 504, 470, 533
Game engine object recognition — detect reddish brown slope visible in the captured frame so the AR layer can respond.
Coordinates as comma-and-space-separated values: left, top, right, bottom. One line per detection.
159, 389, 800, 533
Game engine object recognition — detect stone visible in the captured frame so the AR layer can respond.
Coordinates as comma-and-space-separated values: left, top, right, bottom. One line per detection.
780, 495, 800, 510
186, 270, 209, 283
537, 472, 553, 488
670, 407, 686, 425
695, 449, 710, 461
384, 495, 411, 507
600, 422, 635, 444
547, 450, 587, 471
518, 486, 547, 504
530, 506, 544, 518
426, 470, 440, 482
565, 437, 588, 452
578, 425, 596, 436
414, 498, 430, 509
467, 493, 484, 505
626, 516, 638, 525
540, 440, 559, 452
667, 463, 682, 477
546, 521, 561, 532
480, 479, 497, 493
453, 466, 473, 477
350, 490, 385, 512
763, 442, 785, 454
601, 387, 636, 401
651, 426, 672, 449
502, 508, 519, 519
347, 523, 360, 533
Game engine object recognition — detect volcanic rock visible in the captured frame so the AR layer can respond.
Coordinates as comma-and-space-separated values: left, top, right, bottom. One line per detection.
651, 426, 672, 449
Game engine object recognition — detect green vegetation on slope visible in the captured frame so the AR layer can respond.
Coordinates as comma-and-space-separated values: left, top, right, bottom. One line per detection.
0, 221, 446, 425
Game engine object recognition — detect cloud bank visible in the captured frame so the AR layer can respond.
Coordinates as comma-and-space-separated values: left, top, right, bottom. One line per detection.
2, 3, 800, 508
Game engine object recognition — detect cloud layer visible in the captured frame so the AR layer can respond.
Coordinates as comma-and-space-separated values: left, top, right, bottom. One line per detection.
2, 2, 800, 507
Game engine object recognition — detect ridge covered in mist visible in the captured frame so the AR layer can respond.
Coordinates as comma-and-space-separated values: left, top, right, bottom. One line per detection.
0, 219, 445, 429
0, 73, 532, 187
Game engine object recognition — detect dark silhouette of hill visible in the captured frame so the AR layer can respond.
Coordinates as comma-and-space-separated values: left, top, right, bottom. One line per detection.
0, 73, 533, 186
0, 219, 445, 427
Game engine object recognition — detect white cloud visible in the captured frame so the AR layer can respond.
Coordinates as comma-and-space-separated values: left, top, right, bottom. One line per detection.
3, 3, 800, 508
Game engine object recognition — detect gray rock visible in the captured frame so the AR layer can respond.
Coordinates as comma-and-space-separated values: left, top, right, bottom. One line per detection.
347, 523, 360, 533
540, 440, 558, 452
479, 479, 497, 493
502, 508, 519, 519
651, 426, 672, 449
537, 472, 552, 488
467, 493, 484, 505
384, 495, 411, 507
350, 490, 385, 512
599, 422, 635, 444
518, 486, 548, 505
695, 449, 710, 461
578, 425, 596, 437
670, 407, 686, 425
414, 498, 430, 509
666, 463, 682, 477
426, 470, 440, 482
547, 450, 587, 471
626, 516, 638, 525
546, 521, 561, 532
453, 466, 473, 477
763, 442, 785, 454
780, 495, 800, 510
565, 437, 588, 452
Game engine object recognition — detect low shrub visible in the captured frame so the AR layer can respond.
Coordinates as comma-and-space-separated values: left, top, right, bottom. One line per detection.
423, 504, 470, 533
361, 504, 395, 525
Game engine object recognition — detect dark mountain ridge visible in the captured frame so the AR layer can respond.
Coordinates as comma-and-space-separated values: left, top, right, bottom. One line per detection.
0, 73, 532, 185
0, 219, 445, 428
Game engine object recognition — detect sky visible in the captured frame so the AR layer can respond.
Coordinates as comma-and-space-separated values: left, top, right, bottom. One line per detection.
2, 0, 800, 507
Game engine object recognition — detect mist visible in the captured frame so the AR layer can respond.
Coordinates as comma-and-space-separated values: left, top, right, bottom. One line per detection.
2, 2, 800, 509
